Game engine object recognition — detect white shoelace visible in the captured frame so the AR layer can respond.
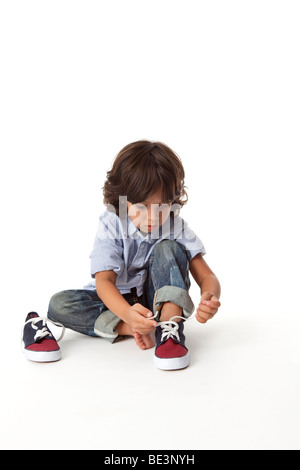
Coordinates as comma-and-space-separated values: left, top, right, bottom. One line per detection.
25, 317, 65, 342
151, 311, 196, 342
158, 318, 182, 342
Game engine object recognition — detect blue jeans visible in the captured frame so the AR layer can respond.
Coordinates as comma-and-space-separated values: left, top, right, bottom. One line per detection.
48, 240, 195, 343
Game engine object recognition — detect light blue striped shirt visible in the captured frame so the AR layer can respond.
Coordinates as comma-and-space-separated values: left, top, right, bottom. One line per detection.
85, 210, 206, 297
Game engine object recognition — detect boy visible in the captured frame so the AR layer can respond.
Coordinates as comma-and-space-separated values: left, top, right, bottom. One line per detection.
22, 140, 221, 370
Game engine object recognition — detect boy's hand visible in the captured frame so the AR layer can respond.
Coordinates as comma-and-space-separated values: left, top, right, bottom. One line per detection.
125, 303, 157, 334
196, 291, 221, 324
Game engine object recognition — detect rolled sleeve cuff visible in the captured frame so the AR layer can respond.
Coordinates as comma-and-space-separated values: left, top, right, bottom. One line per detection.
153, 286, 195, 319
91, 261, 124, 278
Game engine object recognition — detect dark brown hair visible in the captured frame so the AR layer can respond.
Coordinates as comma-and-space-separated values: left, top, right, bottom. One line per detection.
102, 140, 188, 216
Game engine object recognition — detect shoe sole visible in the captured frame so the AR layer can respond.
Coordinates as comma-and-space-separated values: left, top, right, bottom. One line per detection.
154, 352, 190, 370
22, 343, 62, 363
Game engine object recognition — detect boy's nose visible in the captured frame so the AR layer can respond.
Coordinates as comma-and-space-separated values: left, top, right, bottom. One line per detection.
148, 214, 158, 224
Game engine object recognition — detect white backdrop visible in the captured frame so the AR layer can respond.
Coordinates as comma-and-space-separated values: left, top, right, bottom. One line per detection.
1, 0, 300, 450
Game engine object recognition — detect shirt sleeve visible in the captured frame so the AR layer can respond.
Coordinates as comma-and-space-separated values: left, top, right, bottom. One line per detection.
90, 212, 125, 278
173, 216, 206, 261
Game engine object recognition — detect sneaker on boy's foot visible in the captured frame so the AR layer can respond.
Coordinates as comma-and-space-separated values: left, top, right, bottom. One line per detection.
22, 312, 65, 363
154, 317, 190, 370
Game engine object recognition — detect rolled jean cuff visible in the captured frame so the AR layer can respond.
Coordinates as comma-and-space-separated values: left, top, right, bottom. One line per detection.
94, 310, 122, 343
153, 286, 195, 319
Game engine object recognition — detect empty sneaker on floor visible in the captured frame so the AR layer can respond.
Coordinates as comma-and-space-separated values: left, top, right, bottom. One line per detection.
22, 312, 65, 363
154, 317, 190, 370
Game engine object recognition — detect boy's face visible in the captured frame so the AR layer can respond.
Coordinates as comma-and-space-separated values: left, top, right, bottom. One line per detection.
127, 187, 171, 234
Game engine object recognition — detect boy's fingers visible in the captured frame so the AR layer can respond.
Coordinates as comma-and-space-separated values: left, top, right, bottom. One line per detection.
134, 303, 153, 317
197, 295, 220, 324
196, 314, 210, 324
133, 305, 157, 327
198, 303, 218, 315
197, 305, 217, 320
195, 313, 208, 324
201, 299, 221, 308
201, 295, 220, 309
197, 309, 214, 320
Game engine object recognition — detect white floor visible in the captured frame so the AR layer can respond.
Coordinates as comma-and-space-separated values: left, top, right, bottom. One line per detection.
1, 0, 300, 451
2, 304, 300, 450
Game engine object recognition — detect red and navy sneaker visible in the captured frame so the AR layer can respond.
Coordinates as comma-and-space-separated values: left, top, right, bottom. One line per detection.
22, 312, 65, 362
154, 316, 190, 370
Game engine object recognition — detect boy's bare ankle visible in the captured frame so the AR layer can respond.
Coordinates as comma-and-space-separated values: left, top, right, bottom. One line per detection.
160, 302, 183, 322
